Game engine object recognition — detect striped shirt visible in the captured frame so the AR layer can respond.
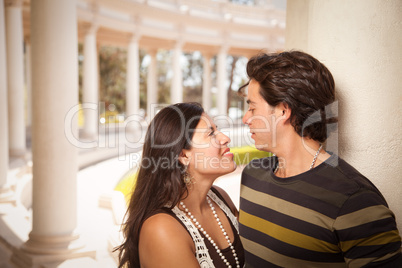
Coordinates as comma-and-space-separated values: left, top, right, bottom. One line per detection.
239, 154, 402, 267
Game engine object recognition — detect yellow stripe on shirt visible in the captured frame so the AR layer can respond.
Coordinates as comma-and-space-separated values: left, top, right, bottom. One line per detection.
240, 237, 347, 268
241, 185, 335, 229
240, 209, 340, 253
340, 230, 401, 252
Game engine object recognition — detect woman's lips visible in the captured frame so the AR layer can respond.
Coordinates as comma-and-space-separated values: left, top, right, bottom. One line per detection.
222, 148, 233, 157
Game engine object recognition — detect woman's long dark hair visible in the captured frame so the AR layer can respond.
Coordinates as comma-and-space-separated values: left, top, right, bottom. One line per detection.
115, 103, 204, 268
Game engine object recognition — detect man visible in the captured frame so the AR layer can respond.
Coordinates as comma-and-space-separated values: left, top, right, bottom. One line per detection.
238, 51, 402, 267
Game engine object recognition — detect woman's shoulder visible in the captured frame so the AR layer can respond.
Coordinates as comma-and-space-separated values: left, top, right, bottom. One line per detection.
141, 210, 187, 240
139, 210, 198, 267
139, 209, 199, 267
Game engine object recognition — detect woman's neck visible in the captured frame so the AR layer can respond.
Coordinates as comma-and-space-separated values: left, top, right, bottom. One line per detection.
180, 180, 213, 214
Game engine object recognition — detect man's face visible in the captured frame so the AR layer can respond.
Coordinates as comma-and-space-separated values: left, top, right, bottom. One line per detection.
242, 79, 282, 151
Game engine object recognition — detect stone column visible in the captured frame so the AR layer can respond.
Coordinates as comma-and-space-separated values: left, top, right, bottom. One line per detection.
217, 46, 228, 115
82, 25, 99, 140
171, 40, 183, 104
126, 34, 140, 119
0, 0, 13, 202
12, 0, 94, 266
5, 0, 25, 157
286, 0, 402, 228
202, 54, 212, 113
25, 40, 32, 127
147, 49, 158, 120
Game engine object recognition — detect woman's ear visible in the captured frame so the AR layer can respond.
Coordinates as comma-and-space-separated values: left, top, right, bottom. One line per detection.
178, 149, 191, 166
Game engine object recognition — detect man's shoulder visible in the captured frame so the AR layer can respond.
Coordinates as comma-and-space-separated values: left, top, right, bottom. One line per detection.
320, 155, 386, 200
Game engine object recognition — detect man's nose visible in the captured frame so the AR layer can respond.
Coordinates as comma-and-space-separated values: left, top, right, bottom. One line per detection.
242, 112, 250, 125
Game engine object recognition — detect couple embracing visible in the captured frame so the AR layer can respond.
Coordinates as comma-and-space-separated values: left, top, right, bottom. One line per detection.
115, 51, 402, 268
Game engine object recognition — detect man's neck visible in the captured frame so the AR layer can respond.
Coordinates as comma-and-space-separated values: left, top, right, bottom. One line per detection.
273, 137, 329, 178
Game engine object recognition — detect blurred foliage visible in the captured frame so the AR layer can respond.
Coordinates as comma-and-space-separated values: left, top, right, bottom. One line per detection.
78, 43, 83, 103
98, 46, 127, 113
155, 50, 171, 104
99, 110, 125, 124
183, 52, 203, 103
78, 103, 84, 127
77, 44, 248, 118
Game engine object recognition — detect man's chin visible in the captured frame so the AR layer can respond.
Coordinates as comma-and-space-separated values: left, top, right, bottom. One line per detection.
255, 143, 269, 151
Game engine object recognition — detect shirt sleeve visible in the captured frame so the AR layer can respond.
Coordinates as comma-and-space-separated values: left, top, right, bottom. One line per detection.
333, 187, 402, 267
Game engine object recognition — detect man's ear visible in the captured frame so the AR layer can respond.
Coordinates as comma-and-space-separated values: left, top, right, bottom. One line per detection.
178, 149, 191, 166
276, 102, 291, 122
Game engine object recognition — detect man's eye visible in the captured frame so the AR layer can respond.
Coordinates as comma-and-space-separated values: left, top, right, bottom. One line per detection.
208, 131, 215, 136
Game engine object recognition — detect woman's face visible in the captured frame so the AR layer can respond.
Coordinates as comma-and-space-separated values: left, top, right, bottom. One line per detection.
183, 113, 236, 180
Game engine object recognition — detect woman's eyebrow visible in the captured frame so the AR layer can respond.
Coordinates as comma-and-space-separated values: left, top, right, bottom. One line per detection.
205, 126, 215, 135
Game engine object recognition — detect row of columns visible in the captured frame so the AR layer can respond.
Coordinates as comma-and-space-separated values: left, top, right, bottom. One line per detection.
80, 30, 229, 139
0, 0, 230, 265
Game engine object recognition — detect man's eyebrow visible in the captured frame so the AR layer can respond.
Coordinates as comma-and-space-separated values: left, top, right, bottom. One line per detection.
246, 99, 256, 104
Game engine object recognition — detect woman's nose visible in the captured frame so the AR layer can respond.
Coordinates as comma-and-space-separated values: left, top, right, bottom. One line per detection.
218, 132, 231, 145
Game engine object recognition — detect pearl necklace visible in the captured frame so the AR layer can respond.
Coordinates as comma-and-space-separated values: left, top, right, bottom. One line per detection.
274, 143, 323, 174
180, 197, 240, 268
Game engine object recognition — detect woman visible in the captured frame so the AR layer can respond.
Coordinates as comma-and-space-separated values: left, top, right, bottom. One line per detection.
116, 103, 245, 268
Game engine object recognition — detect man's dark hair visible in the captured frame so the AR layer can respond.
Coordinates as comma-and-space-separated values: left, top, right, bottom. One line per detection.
239, 50, 338, 143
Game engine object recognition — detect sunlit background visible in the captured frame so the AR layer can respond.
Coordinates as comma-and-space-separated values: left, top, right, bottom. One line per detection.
0, 0, 401, 267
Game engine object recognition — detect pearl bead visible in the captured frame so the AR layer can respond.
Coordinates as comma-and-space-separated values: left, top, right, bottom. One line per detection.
180, 196, 239, 267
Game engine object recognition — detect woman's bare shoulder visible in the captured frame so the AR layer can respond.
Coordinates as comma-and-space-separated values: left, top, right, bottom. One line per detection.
139, 212, 199, 268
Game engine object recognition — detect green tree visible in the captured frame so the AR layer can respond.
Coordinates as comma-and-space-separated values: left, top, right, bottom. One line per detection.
155, 50, 171, 104
98, 46, 127, 114
183, 51, 203, 103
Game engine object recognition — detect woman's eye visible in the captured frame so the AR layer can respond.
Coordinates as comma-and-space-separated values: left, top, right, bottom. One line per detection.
208, 126, 219, 137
